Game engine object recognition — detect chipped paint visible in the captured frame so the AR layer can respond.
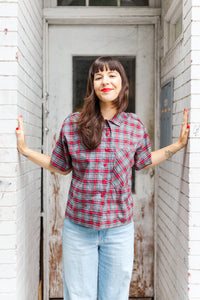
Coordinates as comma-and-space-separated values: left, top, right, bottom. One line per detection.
49, 133, 65, 298
192, 125, 200, 137
49, 170, 64, 297
130, 194, 154, 297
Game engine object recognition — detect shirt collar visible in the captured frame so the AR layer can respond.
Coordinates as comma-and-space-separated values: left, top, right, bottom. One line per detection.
107, 112, 123, 127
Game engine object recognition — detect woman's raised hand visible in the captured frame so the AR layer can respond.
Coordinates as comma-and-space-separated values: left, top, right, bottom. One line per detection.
177, 108, 190, 148
16, 115, 28, 155
144, 109, 190, 169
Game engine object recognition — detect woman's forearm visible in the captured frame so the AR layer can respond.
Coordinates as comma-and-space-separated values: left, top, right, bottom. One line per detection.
22, 147, 72, 175
145, 109, 189, 169
145, 141, 182, 169
16, 116, 71, 175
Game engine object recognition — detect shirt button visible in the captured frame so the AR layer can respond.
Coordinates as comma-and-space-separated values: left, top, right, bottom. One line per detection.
106, 133, 109, 136
101, 194, 104, 198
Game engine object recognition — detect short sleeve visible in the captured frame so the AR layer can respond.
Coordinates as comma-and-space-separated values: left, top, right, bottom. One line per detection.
134, 121, 152, 171
50, 124, 72, 172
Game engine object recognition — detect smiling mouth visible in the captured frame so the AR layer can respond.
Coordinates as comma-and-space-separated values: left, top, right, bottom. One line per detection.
101, 88, 113, 92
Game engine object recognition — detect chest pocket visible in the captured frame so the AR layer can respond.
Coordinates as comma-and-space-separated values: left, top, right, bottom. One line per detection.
111, 148, 133, 190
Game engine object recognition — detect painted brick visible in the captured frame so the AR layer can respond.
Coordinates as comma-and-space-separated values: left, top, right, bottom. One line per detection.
0, 278, 16, 293
191, 80, 200, 93
0, 221, 16, 235
0, 149, 19, 163
0, 91, 17, 105
0, 250, 17, 264
0, 264, 16, 278
190, 124, 200, 138
189, 198, 200, 212
184, 0, 192, 18
0, 105, 18, 120
189, 153, 200, 168
190, 211, 200, 226
191, 50, 200, 64
0, 294, 16, 300
0, 192, 17, 207
0, 236, 16, 249
0, 0, 42, 298
157, 1, 200, 299
0, 3, 18, 17
0, 134, 17, 148
0, 207, 17, 220
189, 138, 200, 153
0, 163, 17, 177
189, 255, 200, 269
0, 46, 18, 61
192, 0, 200, 5
0, 62, 18, 76
0, 77, 17, 90
0, 17, 17, 31
191, 94, 200, 108
188, 269, 200, 284
0, 32, 18, 47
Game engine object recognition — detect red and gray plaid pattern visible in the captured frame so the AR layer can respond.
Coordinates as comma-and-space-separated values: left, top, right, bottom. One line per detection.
50, 112, 152, 230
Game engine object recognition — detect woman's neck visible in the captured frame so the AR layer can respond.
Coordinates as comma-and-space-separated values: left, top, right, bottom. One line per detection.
100, 104, 117, 120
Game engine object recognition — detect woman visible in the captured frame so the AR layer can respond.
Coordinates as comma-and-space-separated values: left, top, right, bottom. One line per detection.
16, 56, 189, 300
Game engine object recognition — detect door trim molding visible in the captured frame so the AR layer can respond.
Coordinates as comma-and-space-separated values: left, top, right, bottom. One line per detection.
42, 9, 161, 300
43, 7, 161, 24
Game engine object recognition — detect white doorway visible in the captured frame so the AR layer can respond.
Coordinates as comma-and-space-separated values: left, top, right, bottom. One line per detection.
43, 21, 156, 299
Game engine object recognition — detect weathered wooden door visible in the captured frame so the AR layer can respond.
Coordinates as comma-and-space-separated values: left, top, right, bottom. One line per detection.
44, 24, 155, 299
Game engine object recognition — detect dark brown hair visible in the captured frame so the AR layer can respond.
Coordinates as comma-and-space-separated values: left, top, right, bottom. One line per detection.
77, 56, 129, 150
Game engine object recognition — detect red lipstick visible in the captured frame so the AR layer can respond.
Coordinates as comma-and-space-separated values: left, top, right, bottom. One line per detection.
101, 88, 113, 92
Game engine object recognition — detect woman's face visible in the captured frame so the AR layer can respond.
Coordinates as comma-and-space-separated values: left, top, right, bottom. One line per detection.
93, 66, 122, 105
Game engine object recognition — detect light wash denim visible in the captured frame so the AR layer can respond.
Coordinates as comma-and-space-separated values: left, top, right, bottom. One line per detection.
62, 217, 134, 300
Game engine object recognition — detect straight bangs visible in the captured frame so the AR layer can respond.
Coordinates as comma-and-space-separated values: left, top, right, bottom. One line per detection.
91, 58, 121, 77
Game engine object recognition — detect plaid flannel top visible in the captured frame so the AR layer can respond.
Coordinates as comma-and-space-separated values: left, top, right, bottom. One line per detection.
50, 111, 152, 230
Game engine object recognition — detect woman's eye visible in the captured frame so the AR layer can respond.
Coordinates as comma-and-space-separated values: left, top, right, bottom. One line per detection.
110, 75, 116, 78
95, 77, 101, 80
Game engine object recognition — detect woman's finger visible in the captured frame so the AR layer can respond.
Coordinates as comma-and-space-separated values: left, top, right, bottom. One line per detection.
181, 109, 188, 134
18, 115, 24, 131
179, 109, 190, 146
183, 109, 188, 125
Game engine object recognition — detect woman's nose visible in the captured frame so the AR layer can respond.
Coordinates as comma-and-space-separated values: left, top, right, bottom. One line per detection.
102, 76, 109, 84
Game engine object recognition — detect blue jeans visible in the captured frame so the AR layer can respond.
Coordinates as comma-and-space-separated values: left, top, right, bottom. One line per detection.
62, 217, 134, 300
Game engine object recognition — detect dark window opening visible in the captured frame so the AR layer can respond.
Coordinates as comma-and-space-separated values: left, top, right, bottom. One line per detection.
57, 0, 148, 6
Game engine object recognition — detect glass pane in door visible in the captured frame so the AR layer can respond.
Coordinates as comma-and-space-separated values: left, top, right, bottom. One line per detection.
90, 0, 117, 6
121, 0, 148, 5
57, 0, 85, 5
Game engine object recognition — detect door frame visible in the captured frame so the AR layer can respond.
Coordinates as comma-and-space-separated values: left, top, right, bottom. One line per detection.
42, 7, 161, 300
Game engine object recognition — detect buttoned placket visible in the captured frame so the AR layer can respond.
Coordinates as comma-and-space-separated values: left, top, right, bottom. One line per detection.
100, 120, 112, 200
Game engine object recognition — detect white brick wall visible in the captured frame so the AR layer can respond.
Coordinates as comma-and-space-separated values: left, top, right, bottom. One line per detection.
188, 1, 200, 299
156, 1, 200, 299
0, 0, 43, 299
